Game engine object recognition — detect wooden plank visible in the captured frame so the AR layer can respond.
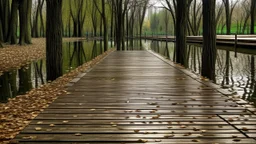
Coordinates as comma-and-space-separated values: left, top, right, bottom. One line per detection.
14, 51, 256, 143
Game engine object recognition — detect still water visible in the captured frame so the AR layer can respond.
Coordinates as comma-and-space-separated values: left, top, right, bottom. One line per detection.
0, 40, 105, 102
2, 39, 256, 106
30, 40, 105, 88
147, 40, 256, 105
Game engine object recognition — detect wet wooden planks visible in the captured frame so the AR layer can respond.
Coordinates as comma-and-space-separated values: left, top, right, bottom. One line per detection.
15, 51, 256, 143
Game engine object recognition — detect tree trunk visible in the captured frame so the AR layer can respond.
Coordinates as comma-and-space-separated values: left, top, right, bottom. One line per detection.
116, 0, 123, 51
201, 0, 216, 81
19, 0, 32, 45
25, 0, 32, 43
39, 0, 45, 37
0, 11, 3, 42
7, 0, 18, 44
46, 0, 63, 81
251, 0, 256, 34
102, 0, 108, 52
224, 0, 231, 34
176, 0, 188, 67
110, 2, 114, 47
34, 0, 41, 37
2, 0, 10, 41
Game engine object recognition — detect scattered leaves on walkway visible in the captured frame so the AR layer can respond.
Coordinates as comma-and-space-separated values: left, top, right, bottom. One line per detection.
0, 47, 114, 144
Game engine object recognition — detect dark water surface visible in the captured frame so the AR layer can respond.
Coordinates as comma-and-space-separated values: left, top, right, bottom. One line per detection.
0, 40, 105, 102
2, 39, 256, 107
147, 40, 256, 106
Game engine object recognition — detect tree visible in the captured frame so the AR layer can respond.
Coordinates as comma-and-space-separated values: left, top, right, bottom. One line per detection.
93, 0, 108, 52
19, 0, 32, 45
201, 0, 216, 81
114, 0, 123, 51
46, 0, 63, 81
251, 0, 256, 34
176, 0, 188, 67
0, 0, 10, 42
162, 0, 177, 35
222, 0, 238, 85
222, 0, 239, 34
32, 0, 45, 37
188, 0, 203, 36
138, 0, 149, 46
7, 0, 19, 44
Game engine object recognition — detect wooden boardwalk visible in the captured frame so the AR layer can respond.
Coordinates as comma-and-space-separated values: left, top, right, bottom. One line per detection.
15, 51, 256, 143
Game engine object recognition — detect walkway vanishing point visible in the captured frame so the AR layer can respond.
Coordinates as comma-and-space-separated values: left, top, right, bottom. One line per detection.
15, 51, 256, 143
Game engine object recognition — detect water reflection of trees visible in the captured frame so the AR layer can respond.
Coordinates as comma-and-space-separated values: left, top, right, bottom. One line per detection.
1, 41, 107, 103
33, 60, 45, 88
149, 41, 256, 105
69, 42, 87, 68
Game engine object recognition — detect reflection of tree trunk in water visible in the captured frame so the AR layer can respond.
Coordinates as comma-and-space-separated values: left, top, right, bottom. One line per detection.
165, 41, 170, 59
251, 56, 255, 86
91, 41, 97, 59
8, 70, 17, 97
18, 65, 32, 95
242, 56, 251, 99
193, 47, 197, 72
69, 42, 78, 69
251, 84, 256, 104
77, 44, 82, 66
77, 43, 85, 65
249, 56, 255, 101
34, 62, 38, 88
39, 60, 44, 84
197, 48, 201, 72
225, 51, 230, 85
229, 58, 235, 88
80, 42, 87, 62
157, 42, 160, 54
186, 45, 191, 65
140, 40, 143, 50
173, 42, 176, 62
130, 39, 134, 50
0, 72, 11, 102
34, 60, 44, 85
216, 52, 223, 75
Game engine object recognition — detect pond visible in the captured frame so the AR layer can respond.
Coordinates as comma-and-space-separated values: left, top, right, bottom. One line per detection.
2, 39, 256, 107
147, 40, 256, 106
0, 40, 106, 102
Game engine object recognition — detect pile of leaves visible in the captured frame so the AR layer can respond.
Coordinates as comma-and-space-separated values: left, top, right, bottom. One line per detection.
0, 39, 45, 75
0, 38, 86, 75
0, 48, 114, 144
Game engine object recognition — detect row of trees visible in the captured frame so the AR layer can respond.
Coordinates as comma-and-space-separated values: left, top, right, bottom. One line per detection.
159, 0, 256, 80
1, 0, 152, 50
149, 0, 255, 35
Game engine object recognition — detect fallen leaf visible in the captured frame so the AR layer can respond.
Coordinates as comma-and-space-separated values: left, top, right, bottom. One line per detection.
35, 127, 42, 131
74, 133, 82, 136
